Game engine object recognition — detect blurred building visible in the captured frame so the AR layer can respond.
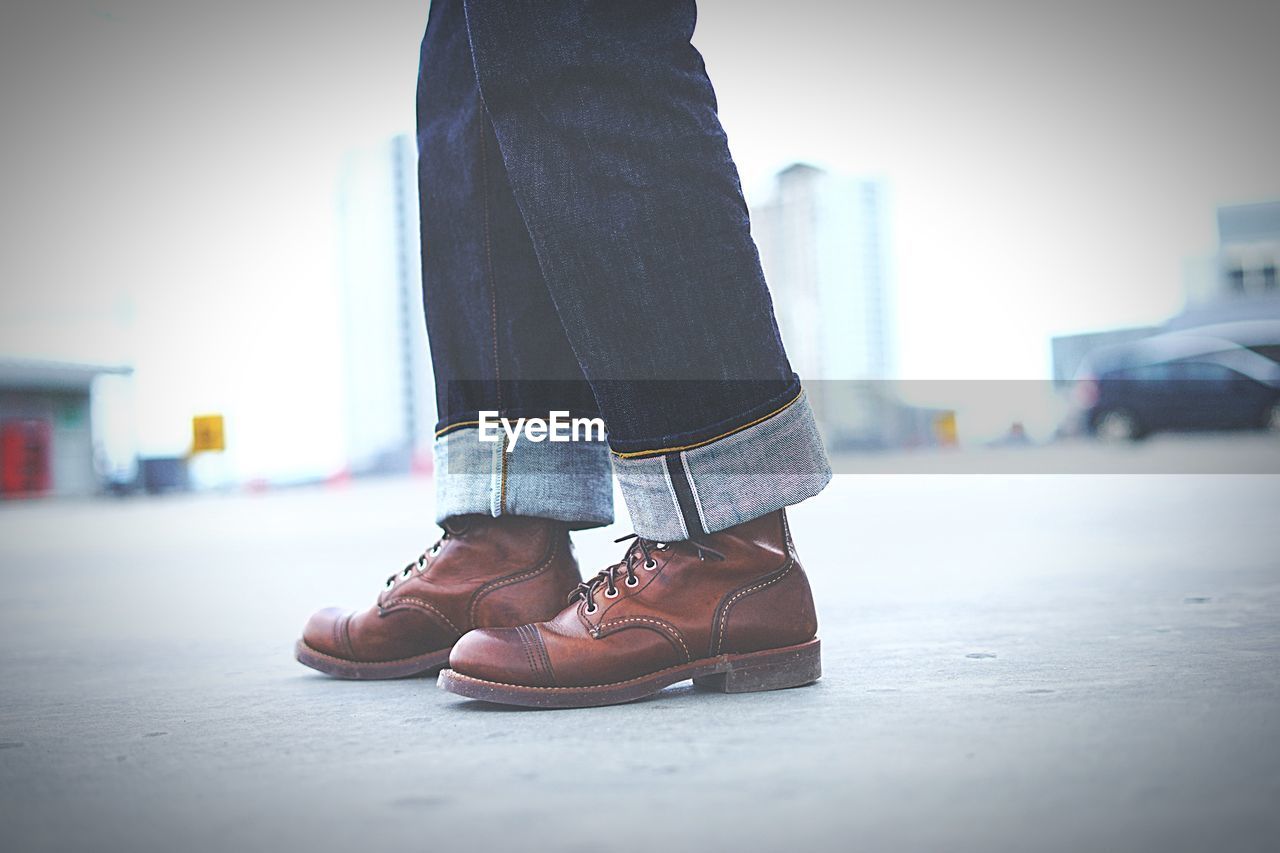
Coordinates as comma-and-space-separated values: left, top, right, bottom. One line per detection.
336, 134, 435, 475
1174, 200, 1280, 329
751, 164, 939, 450
0, 358, 131, 498
752, 163, 892, 381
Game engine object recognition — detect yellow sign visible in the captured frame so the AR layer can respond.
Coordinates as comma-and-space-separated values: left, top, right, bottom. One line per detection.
934, 411, 958, 447
192, 414, 225, 453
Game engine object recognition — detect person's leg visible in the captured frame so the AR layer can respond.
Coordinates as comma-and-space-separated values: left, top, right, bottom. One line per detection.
440, 1, 831, 705
419, 0, 611, 531
296, 0, 605, 678
459, 0, 829, 541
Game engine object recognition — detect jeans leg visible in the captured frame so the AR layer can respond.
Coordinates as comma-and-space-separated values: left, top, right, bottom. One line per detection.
418, 0, 613, 529
461, 0, 831, 540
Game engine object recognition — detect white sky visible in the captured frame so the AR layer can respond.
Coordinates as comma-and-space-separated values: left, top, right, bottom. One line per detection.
1, 0, 1277, 478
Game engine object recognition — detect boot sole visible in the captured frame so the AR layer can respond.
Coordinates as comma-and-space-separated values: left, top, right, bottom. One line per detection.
294, 639, 451, 680
436, 638, 820, 708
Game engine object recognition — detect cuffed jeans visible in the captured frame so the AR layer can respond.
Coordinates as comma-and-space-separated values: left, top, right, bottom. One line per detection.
418, 0, 831, 541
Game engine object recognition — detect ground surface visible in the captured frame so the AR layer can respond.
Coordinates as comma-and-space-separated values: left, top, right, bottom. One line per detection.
2, 436, 1278, 853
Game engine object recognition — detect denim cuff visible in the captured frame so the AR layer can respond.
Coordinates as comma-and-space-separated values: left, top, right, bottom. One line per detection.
434, 426, 614, 530
611, 390, 833, 542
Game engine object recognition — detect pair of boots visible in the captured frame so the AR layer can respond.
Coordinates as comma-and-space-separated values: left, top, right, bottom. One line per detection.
296, 510, 820, 708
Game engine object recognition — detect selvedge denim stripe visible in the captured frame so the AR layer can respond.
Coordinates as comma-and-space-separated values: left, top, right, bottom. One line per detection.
612, 391, 831, 541
434, 390, 831, 542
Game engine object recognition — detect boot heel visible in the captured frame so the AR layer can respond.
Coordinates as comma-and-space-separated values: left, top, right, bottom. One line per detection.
693, 639, 821, 694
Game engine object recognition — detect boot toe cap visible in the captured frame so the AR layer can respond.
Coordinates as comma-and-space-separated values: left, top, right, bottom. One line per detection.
449, 626, 553, 687
301, 607, 353, 659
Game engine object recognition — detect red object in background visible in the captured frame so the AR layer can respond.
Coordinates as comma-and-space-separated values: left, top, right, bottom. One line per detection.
1073, 374, 1100, 409
1, 419, 52, 496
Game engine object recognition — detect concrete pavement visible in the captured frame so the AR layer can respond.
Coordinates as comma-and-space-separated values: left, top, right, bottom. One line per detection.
2, 440, 1278, 852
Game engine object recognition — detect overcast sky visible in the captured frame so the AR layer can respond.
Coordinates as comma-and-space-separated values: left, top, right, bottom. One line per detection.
1, 0, 1277, 477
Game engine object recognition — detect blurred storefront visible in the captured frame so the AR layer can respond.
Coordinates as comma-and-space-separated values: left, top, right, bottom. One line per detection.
0, 358, 130, 498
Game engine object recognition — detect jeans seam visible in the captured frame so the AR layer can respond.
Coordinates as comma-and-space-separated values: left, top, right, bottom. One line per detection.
658, 459, 689, 540
478, 100, 506, 513
612, 388, 804, 459
435, 419, 480, 438
680, 451, 709, 534
499, 430, 509, 512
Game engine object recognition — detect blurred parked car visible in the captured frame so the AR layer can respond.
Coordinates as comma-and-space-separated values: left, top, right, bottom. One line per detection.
1066, 320, 1280, 441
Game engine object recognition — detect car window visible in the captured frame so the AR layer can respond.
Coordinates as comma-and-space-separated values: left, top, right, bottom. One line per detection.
1247, 344, 1280, 364
1171, 361, 1240, 389
1108, 364, 1171, 381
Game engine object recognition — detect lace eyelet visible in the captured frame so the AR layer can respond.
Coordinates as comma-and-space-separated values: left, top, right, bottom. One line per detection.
585, 603, 598, 614
643, 559, 657, 570
605, 588, 619, 599
654, 542, 668, 550
625, 575, 640, 587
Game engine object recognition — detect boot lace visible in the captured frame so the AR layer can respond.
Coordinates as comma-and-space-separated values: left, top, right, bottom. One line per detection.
385, 531, 450, 590
572, 534, 725, 614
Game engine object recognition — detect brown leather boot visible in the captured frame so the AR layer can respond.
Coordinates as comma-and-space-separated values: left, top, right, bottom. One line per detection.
437, 509, 820, 707
295, 514, 582, 679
